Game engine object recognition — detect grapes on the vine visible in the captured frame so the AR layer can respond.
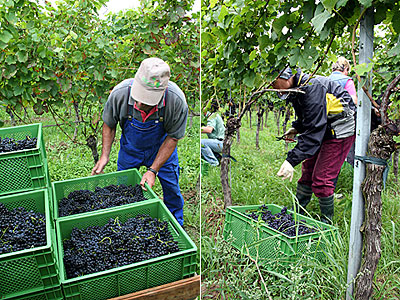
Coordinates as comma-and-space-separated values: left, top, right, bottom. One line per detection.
58, 184, 148, 217
0, 202, 46, 254
246, 205, 318, 236
63, 214, 180, 279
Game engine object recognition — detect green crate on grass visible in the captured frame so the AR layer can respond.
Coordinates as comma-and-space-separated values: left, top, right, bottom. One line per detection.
56, 199, 197, 300
52, 168, 158, 219
0, 123, 49, 196
223, 204, 338, 266
10, 285, 63, 300
0, 189, 60, 299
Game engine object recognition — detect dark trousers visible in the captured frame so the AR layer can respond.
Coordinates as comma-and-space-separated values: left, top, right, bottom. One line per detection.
298, 135, 356, 198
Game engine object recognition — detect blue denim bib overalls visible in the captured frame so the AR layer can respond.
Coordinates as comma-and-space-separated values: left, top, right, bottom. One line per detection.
117, 81, 184, 225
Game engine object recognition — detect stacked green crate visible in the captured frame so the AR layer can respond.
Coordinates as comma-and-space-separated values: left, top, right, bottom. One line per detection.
0, 189, 60, 299
52, 168, 159, 219
56, 199, 197, 300
223, 204, 338, 266
0, 124, 50, 196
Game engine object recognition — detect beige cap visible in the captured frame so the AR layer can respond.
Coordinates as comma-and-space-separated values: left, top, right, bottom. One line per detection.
131, 57, 170, 106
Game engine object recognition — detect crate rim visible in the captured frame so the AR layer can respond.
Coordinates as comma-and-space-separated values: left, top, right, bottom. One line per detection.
56, 198, 197, 283
226, 203, 338, 239
0, 123, 43, 157
0, 188, 52, 261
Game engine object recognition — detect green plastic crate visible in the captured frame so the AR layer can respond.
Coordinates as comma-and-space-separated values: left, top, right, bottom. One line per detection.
223, 204, 338, 265
52, 168, 159, 220
0, 123, 49, 196
10, 286, 63, 300
0, 189, 60, 299
56, 199, 197, 300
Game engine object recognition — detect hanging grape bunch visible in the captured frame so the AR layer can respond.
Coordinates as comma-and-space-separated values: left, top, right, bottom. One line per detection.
0, 203, 46, 254
63, 214, 180, 278
246, 205, 318, 236
0, 136, 37, 153
59, 184, 148, 217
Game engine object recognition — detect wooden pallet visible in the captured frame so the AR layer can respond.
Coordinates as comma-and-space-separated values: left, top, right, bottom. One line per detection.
109, 275, 200, 300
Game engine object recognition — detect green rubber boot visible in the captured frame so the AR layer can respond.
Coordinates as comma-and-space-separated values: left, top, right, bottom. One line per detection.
319, 195, 334, 224
295, 183, 313, 215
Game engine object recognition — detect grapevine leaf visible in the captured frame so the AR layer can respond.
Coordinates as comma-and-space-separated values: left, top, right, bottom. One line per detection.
0, 30, 13, 43
321, 0, 338, 13
16, 51, 28, 63
243, 70, 256, 87
311, 9, 332, 33
354, 63, 374, 77
219, 5, 229, 23
359, 0, 373, 8
5, 11, 17, 24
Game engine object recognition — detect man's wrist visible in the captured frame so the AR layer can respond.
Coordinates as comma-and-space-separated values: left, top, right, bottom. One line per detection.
147, 167, 158, 176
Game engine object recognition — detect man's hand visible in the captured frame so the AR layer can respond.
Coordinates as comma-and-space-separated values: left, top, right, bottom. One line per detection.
284, 128, 298, 140
140, 171, 157, 190
277, 160, 294, 182
91, 156, 109, 175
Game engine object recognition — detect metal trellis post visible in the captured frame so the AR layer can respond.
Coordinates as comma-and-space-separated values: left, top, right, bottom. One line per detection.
346, 8, 374, 299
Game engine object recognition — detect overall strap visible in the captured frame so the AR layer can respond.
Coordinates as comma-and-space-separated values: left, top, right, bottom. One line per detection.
121, 80, 134, 133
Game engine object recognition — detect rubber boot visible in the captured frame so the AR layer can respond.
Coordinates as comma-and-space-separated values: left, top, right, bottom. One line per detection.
294, 183, 313, 215
319, 195, 334, 224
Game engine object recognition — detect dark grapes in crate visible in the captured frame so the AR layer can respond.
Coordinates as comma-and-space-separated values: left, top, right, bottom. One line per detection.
0, 203, 46, 254
63, 214, 180, 278
0, 136, 37, 153
59, 184, 148, 217
246, 205, 319, 237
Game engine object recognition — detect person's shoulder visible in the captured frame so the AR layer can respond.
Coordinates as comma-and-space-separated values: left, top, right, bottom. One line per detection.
167, 81, 186, 103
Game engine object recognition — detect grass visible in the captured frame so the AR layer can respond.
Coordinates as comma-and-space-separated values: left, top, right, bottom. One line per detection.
201, 112, 400, 299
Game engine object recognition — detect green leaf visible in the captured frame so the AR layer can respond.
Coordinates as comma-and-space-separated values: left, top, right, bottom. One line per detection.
201, 32, 213, 43
219, 5, 229, 23
311, 10, 332, 33
5, 0, 14, 7
354, 62, 374, 76
393, 9, 400, 34
13, 85, 24, 96
210, 0, 218, 9
0, 30, 13, 43
258, 35, 269, 50
70, 31, 78, 40
359, 0, 373, 8
243, 70, 256, 87
335, 0, 349, 8
249, 50, 257, 61
388, 43, 400, 57
321, 0, 338, 13
5, 55, 16, 64
5, 11, 17, 24
16, 50, 28, 62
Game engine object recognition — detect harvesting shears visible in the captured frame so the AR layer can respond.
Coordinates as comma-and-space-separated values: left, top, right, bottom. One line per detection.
275, 135, 296, 143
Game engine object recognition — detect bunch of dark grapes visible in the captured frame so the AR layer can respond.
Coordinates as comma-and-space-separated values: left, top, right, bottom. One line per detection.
0, 136, 37, 153
0, 202, 46, 254
63, 214, 180, 278
59, 184, 147, 217
246, 205, 316, 236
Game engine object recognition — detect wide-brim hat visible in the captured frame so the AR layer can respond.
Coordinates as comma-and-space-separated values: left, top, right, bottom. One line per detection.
131, 57, 170, 106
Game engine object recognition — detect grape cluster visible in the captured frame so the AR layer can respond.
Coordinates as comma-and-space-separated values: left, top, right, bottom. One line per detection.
246, 205, 317, 237
63, 214, 180, 278
0, 136, 37, 153
0, 203, 46, 254
59, 184, 148, 217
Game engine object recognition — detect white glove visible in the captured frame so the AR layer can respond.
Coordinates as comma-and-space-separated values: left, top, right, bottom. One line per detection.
277, 160, 294, 182
284, 128, 298, 140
